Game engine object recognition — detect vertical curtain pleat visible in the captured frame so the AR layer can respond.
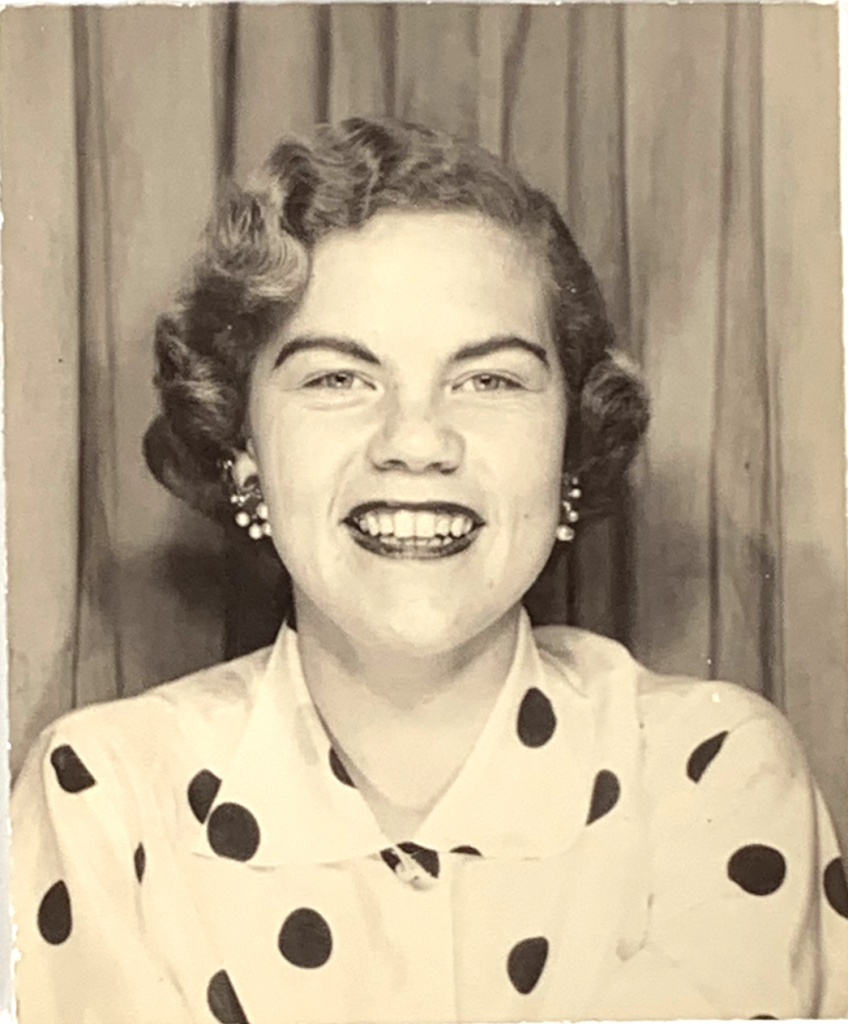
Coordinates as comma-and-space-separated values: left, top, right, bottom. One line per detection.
1, 8, 80, 771
502, 6, 571, 213
3, 3, 846, 854
74, 7, 226, 711
328, 5, 395, 123
623, 5, 726, 679
711, 5, 772, 698
394, 5, 480, 137
761, 5, 848, 851
474, 6, 524, 157
73, 7, 122, 708
234, 5, 327, 178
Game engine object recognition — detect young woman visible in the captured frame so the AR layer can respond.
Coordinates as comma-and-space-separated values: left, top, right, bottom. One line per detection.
12, 118, 848, 1023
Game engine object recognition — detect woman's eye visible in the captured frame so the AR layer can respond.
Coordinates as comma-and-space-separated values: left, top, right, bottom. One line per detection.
303, 371, 371, 391
455, 373, 523, 393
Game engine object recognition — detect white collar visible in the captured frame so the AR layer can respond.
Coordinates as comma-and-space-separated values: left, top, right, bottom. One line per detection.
190, 611, 641, 867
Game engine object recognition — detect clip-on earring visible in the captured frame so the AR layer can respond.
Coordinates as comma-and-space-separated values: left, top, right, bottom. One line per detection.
556, 475, 581, 543
220, 457, 272, 541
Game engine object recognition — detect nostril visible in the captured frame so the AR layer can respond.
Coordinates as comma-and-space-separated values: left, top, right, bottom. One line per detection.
373, 457, 457, 474
367, 418, 463, 474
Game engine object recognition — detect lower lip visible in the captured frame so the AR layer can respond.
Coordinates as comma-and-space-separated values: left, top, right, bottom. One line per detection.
346, 524, 481, 560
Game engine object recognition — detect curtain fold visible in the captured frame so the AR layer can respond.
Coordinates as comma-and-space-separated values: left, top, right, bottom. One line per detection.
2, 3, 845, 857
72, 7, 228, 712
2, 6, 80, 774
762, 5, 847, 840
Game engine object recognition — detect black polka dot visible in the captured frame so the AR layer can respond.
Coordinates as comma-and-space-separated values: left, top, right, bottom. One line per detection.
686, 730, 729, 782
398, 841, 440, 878
329, 748, 355, 787
207, 969, 249, 1024
38, 881, 71, 944
728, 844, 786, 896
824, 857, 848, 919
517, 688, 557, 747
187, 769, 221, 824
586, 769, 620, 824
380, 848, 401, 872
451, 845, 482, 856
207, 802, 260, 861
134, 843, 146, 883
507, 936, 549, 994
278, 908, 333, 968
50, 745, 96, 793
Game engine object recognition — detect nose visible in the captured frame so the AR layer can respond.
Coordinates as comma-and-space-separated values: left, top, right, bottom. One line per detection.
367, 391, 463, 474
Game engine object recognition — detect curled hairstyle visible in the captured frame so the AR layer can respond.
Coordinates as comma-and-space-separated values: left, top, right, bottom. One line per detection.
145, 118, 649, 523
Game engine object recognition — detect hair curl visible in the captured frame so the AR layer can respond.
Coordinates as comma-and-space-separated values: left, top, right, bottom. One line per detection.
145, 117, 649, 523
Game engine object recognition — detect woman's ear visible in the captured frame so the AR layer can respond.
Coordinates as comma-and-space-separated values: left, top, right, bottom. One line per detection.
231, 445, 260, 488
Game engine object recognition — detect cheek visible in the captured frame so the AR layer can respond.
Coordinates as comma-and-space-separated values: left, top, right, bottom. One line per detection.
248, 406, 306, 518
488, 415, 565, 506
249, 405, 365, 536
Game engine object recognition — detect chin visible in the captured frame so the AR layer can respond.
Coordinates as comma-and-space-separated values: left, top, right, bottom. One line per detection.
345, 597, 518, 660
291, 552, 540, 656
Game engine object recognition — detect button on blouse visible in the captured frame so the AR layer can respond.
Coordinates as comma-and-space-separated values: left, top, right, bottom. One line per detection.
11, 613, 848, 1023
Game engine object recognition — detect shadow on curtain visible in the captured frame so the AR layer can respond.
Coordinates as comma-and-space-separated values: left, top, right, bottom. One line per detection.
2, 3, 846, 856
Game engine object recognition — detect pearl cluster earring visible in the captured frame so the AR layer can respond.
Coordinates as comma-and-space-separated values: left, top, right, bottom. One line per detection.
556, 475, 581, 543
220, 457, 272, 541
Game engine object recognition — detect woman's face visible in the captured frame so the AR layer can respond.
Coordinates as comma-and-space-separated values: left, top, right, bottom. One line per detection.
247, 210, 567, 656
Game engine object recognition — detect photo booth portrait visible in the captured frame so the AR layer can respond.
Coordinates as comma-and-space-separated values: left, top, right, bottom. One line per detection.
2, 4, 847, 1022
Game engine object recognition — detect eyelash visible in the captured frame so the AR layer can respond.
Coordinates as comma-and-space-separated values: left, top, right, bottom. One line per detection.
302, 371, 373, 391
301, 371, 525, 394
453, 373, 524, 393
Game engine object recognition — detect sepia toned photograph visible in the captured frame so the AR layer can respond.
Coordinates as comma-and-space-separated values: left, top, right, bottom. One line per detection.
2, 2, 847, 1021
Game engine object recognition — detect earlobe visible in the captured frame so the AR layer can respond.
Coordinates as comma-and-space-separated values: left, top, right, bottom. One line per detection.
232, 447, 260, 488
222, 445, 271, 541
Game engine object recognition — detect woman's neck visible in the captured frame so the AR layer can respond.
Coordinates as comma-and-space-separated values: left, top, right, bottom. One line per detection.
292, 600, 523, 823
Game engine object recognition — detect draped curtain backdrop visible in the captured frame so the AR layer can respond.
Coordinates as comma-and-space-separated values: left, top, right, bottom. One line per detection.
3, 3, 847, 856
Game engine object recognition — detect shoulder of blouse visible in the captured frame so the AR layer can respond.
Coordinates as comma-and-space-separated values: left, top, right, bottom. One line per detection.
18, 645, 276, 784
531, 623, 805, 772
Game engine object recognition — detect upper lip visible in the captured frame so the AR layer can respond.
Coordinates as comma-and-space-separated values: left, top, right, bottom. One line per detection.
344, 500, 486, 526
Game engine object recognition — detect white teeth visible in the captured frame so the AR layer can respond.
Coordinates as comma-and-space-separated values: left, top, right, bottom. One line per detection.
414, 512, 436, 538
393, 510, 414, 538
354, 508, 478, 541
450, 515, 471, 537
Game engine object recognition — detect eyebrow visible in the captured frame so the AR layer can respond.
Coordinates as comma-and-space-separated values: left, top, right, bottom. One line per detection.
452, 335, 550, 368
273, 333, 550, 369
274, 336, 380, 369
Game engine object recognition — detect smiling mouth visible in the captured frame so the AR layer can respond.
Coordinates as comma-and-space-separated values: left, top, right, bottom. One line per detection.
343, 501, 485, 560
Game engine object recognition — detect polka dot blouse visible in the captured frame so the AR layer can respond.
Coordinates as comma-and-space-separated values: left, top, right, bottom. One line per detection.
11, 613, 848, 1022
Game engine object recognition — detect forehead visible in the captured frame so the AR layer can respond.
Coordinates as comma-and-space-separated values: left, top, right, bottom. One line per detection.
286, 210, 551, 344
